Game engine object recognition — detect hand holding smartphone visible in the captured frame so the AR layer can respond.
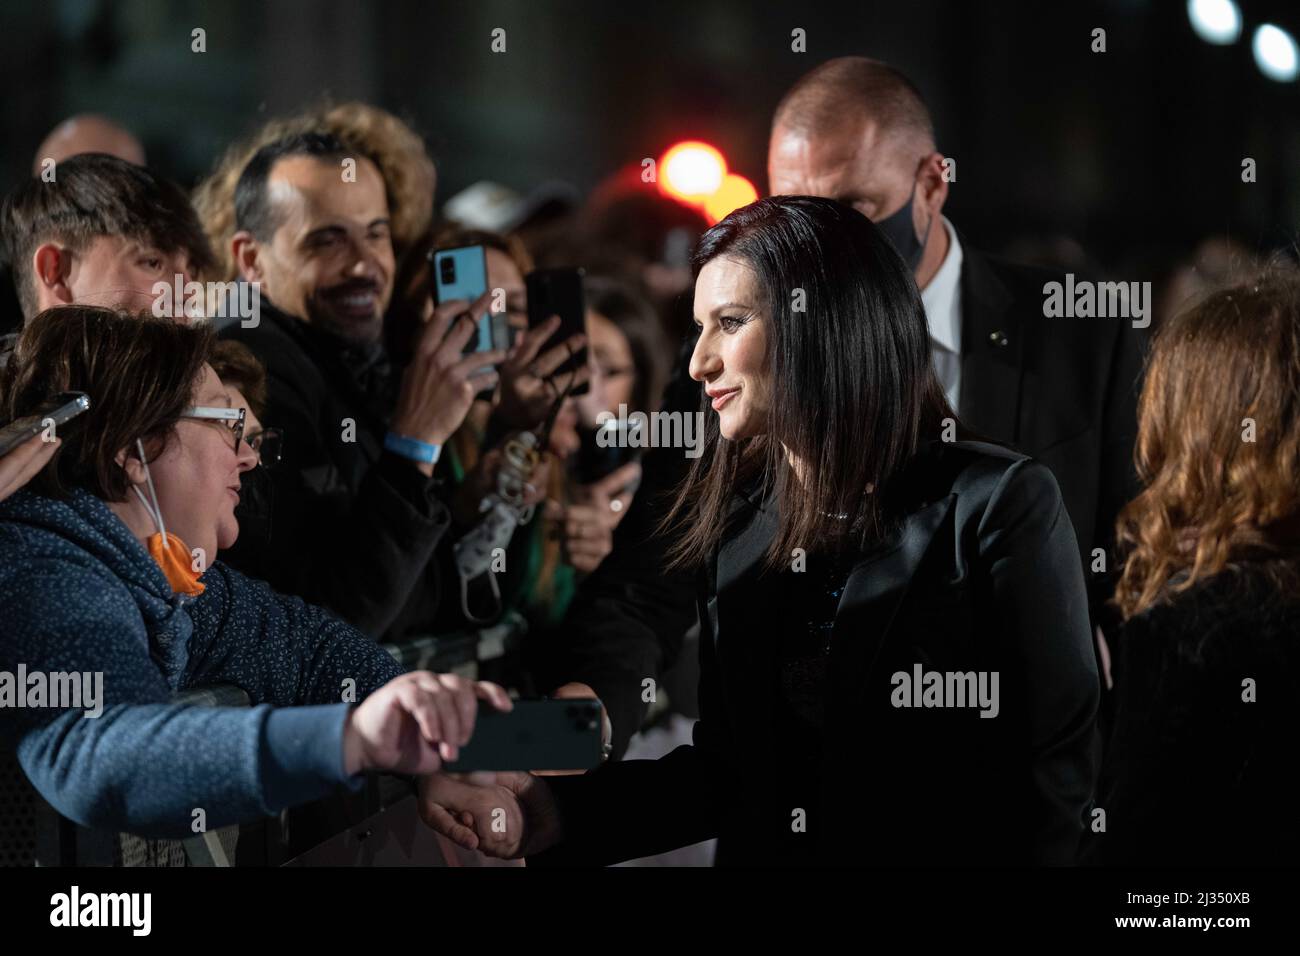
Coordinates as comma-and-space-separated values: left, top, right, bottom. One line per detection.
525, 268, 590, 397
429, 245, 512, 363
441, 698, 604, 772
0, 391, 90, 458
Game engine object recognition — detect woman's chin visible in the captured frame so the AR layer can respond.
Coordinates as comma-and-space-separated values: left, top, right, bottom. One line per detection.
217, 522, 239, 554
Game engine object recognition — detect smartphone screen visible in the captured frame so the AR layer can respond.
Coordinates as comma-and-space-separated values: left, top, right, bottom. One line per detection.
0, 391, 90, 458
525, 268, 590, 396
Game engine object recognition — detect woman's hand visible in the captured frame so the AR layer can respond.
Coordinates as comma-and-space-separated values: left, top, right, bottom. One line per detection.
544, 462, 641, 573
418, 770, 563, 859
494, 317, 589, 430
571, 461, 641, 529
342, 672, 513, 776
0, 434, 59, 502
453, 441, 551, 526
545, 499, 613, 573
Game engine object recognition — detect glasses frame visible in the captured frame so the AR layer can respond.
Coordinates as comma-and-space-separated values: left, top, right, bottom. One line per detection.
182, 405, 246, 452
244, 426, 284, 465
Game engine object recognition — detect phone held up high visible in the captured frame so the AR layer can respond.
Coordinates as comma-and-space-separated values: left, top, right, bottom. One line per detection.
0, 391, 91, 458
429, 244, 512, 359
525, 267, 590, 397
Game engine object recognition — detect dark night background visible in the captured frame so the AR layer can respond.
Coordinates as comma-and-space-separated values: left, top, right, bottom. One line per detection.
1, 0, 1297, 276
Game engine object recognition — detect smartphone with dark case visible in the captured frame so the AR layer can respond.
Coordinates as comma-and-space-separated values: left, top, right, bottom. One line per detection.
526, 267, 589, 396
0, 391, 90, 458
442, 698, 603, 772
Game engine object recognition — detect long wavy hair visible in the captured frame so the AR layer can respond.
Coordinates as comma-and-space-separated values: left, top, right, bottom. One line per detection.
663, 196, 955, 569
1115, 272, 1300, 620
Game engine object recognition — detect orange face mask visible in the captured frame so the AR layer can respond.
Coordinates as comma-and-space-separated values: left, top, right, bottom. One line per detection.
132, 439, 206, 597
146, 531, 206, 597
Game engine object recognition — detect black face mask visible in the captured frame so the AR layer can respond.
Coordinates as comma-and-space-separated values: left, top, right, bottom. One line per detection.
873, 188, 933, 273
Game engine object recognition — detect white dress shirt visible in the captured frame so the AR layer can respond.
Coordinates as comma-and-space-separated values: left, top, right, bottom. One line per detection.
920, 217, 964, 413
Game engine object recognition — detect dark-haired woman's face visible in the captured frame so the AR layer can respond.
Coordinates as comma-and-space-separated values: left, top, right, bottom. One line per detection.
576, 308, 635, 426
144, 365, 258, 560
689, 257, 769, 441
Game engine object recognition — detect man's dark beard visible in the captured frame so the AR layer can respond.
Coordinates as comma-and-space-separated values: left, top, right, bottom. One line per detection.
306, 280, 387, 345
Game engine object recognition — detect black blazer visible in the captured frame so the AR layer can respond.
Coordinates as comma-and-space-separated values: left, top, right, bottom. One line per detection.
547, 242, 1143, 757
535, 440, 1100, 866
1085, 563, 1300, 866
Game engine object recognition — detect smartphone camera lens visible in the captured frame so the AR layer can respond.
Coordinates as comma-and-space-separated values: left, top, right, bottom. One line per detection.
439, 257, 456, 284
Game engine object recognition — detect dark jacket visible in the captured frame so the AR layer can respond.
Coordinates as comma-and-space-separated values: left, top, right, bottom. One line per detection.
220, 300, 452, 640
957, 246, 1145, 615
0, 488, 405, 838
549, 243, 1141, 757
535, 440, 1099, 866
1085, 562, 1300, 866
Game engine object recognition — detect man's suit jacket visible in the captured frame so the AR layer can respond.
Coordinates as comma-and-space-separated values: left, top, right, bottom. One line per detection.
545, 242, 1142, 757
535, 440, 1099, 866
958, 245, 1145, 604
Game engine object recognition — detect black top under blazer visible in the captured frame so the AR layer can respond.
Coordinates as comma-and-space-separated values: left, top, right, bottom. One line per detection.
534, 439, 1101, 866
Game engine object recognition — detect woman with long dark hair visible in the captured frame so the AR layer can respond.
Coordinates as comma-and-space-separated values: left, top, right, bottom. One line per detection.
420, 196, 1099, 866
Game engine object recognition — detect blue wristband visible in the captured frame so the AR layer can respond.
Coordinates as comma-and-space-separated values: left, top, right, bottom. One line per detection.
384, 432, 441, 465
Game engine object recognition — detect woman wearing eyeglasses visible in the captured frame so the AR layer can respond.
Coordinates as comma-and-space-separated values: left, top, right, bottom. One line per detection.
210, 339, 283, 468
0, 306, 512, 839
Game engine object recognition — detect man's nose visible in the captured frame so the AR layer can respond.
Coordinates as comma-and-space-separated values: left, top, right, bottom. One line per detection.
347, 239, 386, 282
171, 254, 194, 288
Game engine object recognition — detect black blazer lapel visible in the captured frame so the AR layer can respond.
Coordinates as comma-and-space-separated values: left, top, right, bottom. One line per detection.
958, 246, 1024, 447
827, 493, 956, 705
710, 487, 780, 734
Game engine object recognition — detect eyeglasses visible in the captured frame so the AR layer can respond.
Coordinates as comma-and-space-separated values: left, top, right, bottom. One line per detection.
244, 427, 283, 465
182, 406, 246, 453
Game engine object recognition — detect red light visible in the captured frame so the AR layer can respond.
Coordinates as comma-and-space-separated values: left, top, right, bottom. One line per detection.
659, 141, 726, 206
704, 173, 759, 224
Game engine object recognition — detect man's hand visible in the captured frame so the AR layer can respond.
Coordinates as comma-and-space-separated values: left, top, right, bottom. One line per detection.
494, 316, 588, 430
418, 770, 563, 859
0, 434, 60, 502
390, 293, 506, 475
342, 672, 513, 776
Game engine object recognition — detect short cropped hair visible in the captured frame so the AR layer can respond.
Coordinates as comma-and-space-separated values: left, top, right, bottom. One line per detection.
0, 154, 216, 319
773, 57, 936, 158
233, 131, 353, 242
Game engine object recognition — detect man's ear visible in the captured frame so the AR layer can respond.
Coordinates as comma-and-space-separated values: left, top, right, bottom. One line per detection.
231, 231, 264, 283
32, 243, 74, 309
916, 150, 949, 217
